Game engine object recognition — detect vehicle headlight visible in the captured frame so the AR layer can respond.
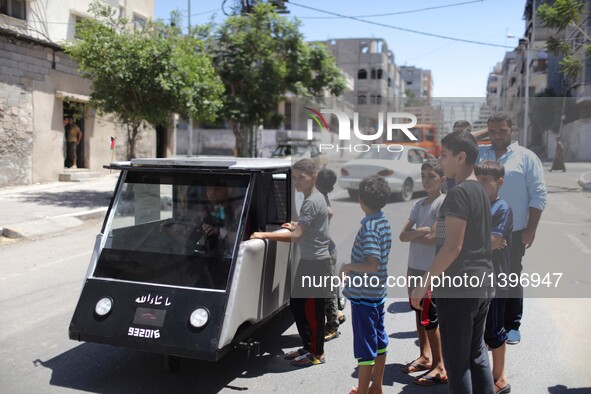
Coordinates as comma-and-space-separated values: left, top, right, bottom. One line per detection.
95, 297, 113, 317
189, 308, 209, 328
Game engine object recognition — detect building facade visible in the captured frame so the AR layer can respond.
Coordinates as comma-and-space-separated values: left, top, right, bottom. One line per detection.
0, 0, 155, 187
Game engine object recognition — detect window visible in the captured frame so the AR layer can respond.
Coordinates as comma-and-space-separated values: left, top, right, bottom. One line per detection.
133, 13, 147, 31
74, 16, 85, 39
119, 6, 126, 18
1, 0, 26, 20
358, 95, 367, 105
358, 69, 367, 80
377, 69, 383, 79
407, 150, 422, 164
370, 68, 376, 79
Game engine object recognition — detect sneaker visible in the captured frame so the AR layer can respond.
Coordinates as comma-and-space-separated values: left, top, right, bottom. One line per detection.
506, 329, 521, 345
324, 329, 340, 341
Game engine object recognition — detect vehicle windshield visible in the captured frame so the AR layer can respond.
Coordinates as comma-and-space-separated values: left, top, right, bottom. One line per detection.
357, 148, 402, 160
93, 171, 249, 290
272, 145, 309, 157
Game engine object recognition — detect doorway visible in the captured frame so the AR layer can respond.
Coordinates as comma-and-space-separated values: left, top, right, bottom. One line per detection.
63, 101, 85, 168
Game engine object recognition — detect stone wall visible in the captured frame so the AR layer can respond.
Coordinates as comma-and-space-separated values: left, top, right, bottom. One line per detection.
562, 119, 591, 162
0, 82, 33, 186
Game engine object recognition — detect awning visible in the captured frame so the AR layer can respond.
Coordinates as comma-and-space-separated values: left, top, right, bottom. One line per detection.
55, 90, 90, 103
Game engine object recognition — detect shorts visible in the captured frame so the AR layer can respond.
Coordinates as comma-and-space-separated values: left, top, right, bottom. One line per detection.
407, 267, 438, 330
484, 296, 508, 349
351, 302, 388, 365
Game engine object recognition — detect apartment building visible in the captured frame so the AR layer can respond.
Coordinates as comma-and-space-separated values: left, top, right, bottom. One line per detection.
0, 0, 155, 186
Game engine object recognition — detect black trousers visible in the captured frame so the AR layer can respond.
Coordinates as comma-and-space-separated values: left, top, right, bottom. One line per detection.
505, 230, 526, 331
438, 296, 495, 394
291, 297, 325, 356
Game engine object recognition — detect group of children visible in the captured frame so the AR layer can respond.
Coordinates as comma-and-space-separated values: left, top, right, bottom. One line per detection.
403, 132, 513, 394
251, 130, 513, 394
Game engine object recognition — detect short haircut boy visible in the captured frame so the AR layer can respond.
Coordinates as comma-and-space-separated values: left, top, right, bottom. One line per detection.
316, 168, 337, 194
441, 131, 479, 165
421, 159, 444, 177
487, 112, 514, 127
358, 175, 391, 210
292, 158, 316, 175
475, 160, 505, 179
453, 120, 472, 132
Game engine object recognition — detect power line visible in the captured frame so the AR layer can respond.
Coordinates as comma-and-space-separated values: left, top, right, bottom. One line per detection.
299, 0, 483, 19
289, 1, 512, 49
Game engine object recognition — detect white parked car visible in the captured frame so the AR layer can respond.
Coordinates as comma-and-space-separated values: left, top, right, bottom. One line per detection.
339, 146, 433, 201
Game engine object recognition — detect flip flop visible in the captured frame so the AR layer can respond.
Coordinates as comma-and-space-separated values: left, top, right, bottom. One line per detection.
495, 381, 511, 394
401, 360, 430, 374
413, 373, 448, 386
290, 353, 325, 368
283, 348, 308, 360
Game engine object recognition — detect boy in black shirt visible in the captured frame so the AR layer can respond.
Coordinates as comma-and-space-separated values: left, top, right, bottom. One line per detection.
411, 132, 495, 393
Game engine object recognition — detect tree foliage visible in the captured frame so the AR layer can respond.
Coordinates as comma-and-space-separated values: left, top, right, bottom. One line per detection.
207, 3, 346, 156
538, 0, 587, 80
65, 1, 224, 159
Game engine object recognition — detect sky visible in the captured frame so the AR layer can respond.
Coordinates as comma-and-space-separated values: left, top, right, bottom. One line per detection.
153, 0, 527, 98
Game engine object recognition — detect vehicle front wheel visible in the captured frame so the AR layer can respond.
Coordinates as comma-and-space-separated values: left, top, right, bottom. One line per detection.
396, 179, 414, 202
347, 189, 358, 200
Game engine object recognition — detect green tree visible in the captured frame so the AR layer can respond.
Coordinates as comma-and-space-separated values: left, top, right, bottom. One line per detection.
209, 3, 345, 157
65, 2, 224, 159
538, 0, 590, 80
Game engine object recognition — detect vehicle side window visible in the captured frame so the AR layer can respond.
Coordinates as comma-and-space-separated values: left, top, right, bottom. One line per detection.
310, 145, 319, 157
417, 149, 428, 162
426, 129, 435, 142
407, 149, 422, 164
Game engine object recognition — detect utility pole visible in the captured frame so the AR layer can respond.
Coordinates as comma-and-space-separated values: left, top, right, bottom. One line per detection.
187, 0, 193, 156
523, 0, 535, 148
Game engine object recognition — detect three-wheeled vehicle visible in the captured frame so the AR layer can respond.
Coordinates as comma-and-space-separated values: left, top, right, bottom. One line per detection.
69, 158, 295, 368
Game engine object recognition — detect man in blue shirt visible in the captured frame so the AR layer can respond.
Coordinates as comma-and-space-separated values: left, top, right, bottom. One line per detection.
473, 112, 547, 345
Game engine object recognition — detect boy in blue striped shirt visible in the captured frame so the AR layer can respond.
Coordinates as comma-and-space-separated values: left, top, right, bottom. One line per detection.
342, 175, 392, 394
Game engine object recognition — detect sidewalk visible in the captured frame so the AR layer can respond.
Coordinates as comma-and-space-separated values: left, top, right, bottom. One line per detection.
0, 174, 119, 239
1, 161, 590, 240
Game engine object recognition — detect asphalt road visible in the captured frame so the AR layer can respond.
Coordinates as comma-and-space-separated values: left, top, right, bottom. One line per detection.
1, 164, 590, 393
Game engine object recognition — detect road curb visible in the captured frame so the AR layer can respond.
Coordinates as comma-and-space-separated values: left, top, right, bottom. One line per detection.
2, 207, 108, 239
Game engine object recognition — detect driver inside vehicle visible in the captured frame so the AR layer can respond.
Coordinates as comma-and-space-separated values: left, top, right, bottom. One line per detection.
198, 185, 242, 257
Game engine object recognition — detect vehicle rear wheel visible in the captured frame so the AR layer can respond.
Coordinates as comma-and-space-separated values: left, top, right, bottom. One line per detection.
347, 189, 358, 200
396, 179, 414, 202
164, 355, 180, 372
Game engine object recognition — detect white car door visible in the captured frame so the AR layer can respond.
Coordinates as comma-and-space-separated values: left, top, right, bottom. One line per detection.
407, 149, 423, 188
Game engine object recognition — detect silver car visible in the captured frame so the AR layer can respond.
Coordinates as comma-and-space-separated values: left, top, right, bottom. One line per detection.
338, 146, 432, 201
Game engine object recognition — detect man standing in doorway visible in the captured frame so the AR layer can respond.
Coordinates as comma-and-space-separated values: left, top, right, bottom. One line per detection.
473, 112, 547, 345
64, 116, 83, 168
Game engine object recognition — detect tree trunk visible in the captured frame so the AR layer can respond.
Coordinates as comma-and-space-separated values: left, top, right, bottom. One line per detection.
127, 122, 140, 159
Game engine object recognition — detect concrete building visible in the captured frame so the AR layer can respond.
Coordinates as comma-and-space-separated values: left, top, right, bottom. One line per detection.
559, 0, 591, 161
321, 38, 404, 125
400, 66, 432, 104
0, 0, 155, 187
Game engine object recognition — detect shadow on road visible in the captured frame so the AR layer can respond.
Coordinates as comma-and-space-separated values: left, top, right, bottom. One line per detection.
18, 190, 113, 209
387, 300, 412, 314
32, 309, 305, 393
548, 385, 591, 393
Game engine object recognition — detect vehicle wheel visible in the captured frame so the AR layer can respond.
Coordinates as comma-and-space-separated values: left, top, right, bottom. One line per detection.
396, 179, 414, 202
348, 189, 358, 200
164, 355, 180, 373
